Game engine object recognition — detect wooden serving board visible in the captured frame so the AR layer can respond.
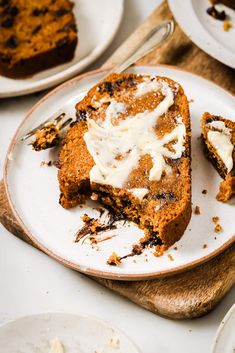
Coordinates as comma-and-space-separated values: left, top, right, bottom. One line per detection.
1, 1, 235, 320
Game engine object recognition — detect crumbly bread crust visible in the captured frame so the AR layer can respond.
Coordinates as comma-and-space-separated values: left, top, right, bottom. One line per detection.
0, 0, 77, 78
58, 73, 192, 247
201, 112, 235, 202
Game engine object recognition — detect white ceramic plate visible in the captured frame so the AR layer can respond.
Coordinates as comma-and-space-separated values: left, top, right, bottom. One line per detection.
0, 313, 140, 353
0, 0, 123, 98
4, 65, 235, 280
168, 0, 235, 69
211, 304, 235, 353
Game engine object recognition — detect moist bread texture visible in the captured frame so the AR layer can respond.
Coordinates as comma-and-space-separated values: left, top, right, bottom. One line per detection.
0, 0, 77, 78
201, 112, 235, 202
58, 73, 192, 248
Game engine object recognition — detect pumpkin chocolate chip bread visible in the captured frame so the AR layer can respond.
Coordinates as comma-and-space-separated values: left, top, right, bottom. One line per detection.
201, 112, 235, 202
0, 0, 77, 78
58, 73, 192, 248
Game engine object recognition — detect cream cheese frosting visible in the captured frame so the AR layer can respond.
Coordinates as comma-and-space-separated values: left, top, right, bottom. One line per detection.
207, 120, 233, 173
135, 78, 160, 97
128, 188, 149, 200
84, 80, 186, 189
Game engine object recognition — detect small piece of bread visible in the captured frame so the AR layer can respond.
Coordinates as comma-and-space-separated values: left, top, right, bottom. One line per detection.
201, 112, 235, 202
0, 0, 77, 78
223, 21, 233, 31
107, 252, 121, 266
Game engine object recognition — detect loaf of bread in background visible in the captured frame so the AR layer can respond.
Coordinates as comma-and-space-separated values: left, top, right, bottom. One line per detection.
0, 0, 77, 78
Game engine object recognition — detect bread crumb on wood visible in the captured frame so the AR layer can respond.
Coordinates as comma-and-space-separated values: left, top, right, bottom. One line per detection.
202, 189, 207, 194
223, 21, 232, 31
212, 216, 219, 224
167, 254, 174, 261
214, 224, 222, 233
194, 205, 201, 215
107, 252, 121, 266
203, 243, 208, 249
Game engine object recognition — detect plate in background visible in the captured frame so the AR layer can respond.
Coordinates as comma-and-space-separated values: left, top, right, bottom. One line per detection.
168, 0, 235, 69
4, 65, 235, 280
211, 304, 235, 353
0, 0, 123, 98
0, 312, 140, 353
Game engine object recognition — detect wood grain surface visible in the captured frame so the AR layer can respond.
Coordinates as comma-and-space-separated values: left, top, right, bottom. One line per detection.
0, 1, 235, 319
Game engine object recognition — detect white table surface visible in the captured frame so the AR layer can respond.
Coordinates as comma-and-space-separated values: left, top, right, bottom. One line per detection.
0, 1, 234, 352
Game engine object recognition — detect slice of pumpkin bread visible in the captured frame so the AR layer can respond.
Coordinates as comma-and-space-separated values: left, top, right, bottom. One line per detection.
0, 0, 77, 78
201, 112, 235, 202
58, 73, 192, 248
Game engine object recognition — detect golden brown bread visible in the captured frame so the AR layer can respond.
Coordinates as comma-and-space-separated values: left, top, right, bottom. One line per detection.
201, 112, 235, 202
0, 0, 77, 78
58, 73, 192, 248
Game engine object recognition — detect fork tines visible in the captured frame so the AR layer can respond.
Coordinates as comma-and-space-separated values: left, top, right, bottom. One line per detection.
21, 112, 66, 141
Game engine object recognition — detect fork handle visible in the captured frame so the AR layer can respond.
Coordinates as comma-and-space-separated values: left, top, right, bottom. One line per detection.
105, 20, 174, 76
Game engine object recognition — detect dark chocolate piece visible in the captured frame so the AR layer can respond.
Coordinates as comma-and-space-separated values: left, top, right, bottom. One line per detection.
6, 35, 18, 48
206, 5, 226, 20
1, 16, 14, 28
32, 7, 48, 16
32, 24, 42, 35
55, 7, 69, 17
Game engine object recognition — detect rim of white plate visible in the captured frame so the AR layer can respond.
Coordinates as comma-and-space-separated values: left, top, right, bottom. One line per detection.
210, 304, 235, 353
3, 64, 235, 280
0, 312, 141, 353
168, 0, 235, 69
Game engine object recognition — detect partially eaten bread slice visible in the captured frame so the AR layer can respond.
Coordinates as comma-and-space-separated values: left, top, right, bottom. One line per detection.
201, 112, 235, 202
58, 73, 192, 248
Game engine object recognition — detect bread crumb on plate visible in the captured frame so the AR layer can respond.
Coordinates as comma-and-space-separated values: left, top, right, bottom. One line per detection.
212, 216, 219, 224
223, 21, 233, 31
107, 252, 121, 266
40, 160, 53, 167
214, 224, 222, 233
167, 254, 174, 261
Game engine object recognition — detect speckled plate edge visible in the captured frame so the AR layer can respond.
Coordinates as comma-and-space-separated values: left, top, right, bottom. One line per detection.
3, 64, 235, 281
210, 304, 235, 353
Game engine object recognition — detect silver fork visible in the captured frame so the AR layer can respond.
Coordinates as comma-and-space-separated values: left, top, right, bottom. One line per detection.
21, 20, 174, 143
21, 113, 72, 141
